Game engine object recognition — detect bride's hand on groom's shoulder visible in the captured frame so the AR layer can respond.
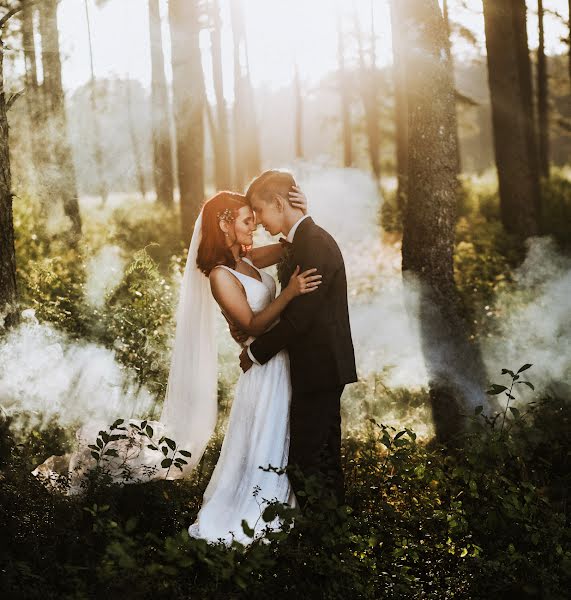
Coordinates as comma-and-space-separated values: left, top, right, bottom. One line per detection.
289, 186, 308, 214
285, 266, 322, 298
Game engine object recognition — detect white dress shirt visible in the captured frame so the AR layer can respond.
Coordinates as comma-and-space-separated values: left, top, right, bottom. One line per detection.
247, 214, 311, 366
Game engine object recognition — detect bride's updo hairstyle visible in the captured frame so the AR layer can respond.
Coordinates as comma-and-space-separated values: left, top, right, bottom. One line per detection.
197, 192, 249, 276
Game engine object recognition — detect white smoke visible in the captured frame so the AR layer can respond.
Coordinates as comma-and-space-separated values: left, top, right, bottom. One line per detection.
3, 166, 569, 441
284, 165, 571, 411
84, 245, 126, 307
482, 236, 571, 403
293, 163, 428, 388
0, 311, 155, 429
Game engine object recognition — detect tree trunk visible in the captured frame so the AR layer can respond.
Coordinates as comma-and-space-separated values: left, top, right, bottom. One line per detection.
20, 0, 43, 193
482, 0, 540, 238
230, 1, 260, 188
568, 0, 571, 90
294, 61, 303, 159
389, 1, 408, 211
38, 0, 82, 238
125, 80, 147, 201
443, 0, 462, 177
354, 6, 380, 180
209, 0, 231, 190
148, 0, 174, 206
477, 103, 493, 173
536, 0, 549, 178
336, 13, 352, 167
230, 1, 244, 190
21, 1, 38, 89
169, 0, 205, 244
84, 0, 108, 205
400, 0, 487, 445
0, 35, 19, 328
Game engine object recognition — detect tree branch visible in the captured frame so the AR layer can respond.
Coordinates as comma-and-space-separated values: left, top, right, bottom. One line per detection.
6, 89, 23, 110
0, 1, 41, 31
0, 6, 23, 30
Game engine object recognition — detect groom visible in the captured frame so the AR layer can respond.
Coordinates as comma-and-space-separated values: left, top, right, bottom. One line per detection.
238, 170, 357, 506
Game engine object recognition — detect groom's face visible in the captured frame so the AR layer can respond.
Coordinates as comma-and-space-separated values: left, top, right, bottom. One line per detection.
251, 195, 284, 237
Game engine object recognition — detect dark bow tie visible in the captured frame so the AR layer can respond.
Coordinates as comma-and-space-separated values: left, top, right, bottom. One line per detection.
279, 237, 293, 248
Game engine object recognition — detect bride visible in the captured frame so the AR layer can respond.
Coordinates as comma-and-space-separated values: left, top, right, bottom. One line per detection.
34, 188, 316, 546
185, 190, 319, 544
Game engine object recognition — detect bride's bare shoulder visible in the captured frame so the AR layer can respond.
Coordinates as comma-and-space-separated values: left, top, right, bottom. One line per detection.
209, 266, 244, 293
209, 265, 231, 284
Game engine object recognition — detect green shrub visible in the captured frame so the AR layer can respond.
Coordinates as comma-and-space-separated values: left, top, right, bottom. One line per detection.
108, 201, 185, 272
1, 366, 569, 599
540, 170, 571, 248
13, 197, 93, 337
98, 246, 178, 399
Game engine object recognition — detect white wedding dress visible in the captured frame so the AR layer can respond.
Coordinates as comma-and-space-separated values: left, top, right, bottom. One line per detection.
188, 258, 295, 545
32, 257, 295, 545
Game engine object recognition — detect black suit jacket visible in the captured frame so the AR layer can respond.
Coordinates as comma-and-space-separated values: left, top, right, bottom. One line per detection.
249, 217, 357, 392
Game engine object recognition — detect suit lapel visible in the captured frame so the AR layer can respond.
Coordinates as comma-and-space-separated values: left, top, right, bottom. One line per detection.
277, 218, 314, 288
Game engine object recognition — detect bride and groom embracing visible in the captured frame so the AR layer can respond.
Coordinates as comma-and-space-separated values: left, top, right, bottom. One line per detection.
34, 169, 357, 547
180, 170, 357, 544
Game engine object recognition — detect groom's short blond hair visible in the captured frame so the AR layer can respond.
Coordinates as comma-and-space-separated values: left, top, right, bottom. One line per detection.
245, 170, 297, 205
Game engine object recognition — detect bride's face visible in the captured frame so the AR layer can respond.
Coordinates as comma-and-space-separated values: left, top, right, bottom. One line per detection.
226, 205, 256, 247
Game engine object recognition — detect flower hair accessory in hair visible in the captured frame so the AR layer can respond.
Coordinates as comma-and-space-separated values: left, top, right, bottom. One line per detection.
216, 208, 235, 223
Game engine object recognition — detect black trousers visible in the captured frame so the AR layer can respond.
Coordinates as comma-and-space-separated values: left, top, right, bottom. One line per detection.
287, 385, 345, 507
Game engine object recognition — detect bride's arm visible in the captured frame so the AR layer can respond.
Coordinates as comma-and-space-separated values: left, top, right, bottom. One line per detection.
248, 186, 308, 269
209, 265, 321, 338
248, 243, 284, 269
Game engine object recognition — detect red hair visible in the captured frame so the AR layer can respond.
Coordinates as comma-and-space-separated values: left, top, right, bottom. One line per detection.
196, 192, 249, 276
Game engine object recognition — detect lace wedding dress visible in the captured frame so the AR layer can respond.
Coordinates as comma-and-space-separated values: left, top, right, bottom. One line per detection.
188, 258, 295, 545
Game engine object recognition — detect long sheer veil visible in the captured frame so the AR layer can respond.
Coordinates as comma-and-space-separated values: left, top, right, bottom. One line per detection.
160, 210, 218, 474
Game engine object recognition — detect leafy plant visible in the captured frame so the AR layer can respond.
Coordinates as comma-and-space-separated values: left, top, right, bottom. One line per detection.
485, 363, 535, 433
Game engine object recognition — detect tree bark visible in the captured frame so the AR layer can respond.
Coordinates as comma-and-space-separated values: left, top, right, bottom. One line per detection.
148, 0, 174, 206
443, 0, 462, 177
536, 0, 550, 178
209, 0, 231, 190
354, 5, 380, 180
84, 0, 108, 205
38, 0, 82, 238
400, 0, 487, 445
568, 0, 571, 90
0, 34, 18, 328
389, 1, 408, 211
482, 0, 540, 238
169, 0, 205, 244
336, 12, 352, 168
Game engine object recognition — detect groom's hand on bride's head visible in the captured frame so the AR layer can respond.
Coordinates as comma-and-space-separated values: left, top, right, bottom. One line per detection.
239, 347, 253, 373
